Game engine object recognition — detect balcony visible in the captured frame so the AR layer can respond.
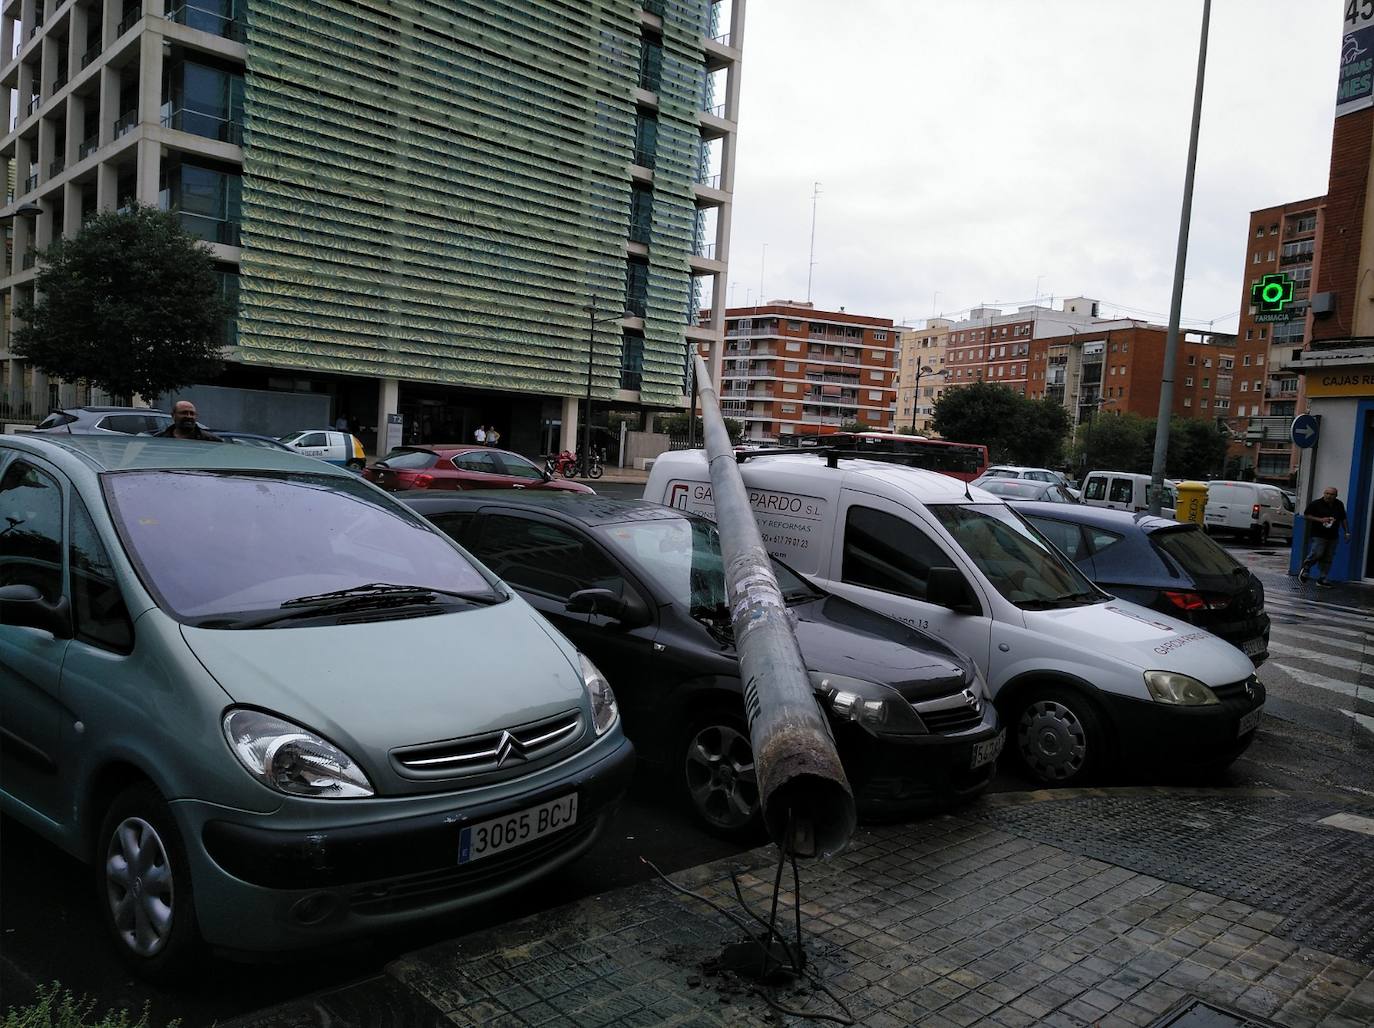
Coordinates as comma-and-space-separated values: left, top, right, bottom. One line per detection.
23, 173, 38, 192
113, 109, 137, 138
1280, 252, 1313, 267
81, 43, 102, 69
168, 3, 245, 41
52, 69, 67, 92
48, 156, 64, 178
21, 250, 35, 269
174, 210, 241, 246
161, 107, 243, 145
26, 95, 40, 115
29, 20, 43, 39
696, 171, 721, 189
693, 241, 716, 259
702, 102, 726, 118
118, 7, 143, 36
78, 134, 99, 160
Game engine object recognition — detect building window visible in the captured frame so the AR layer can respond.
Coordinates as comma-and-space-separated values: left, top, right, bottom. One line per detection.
1245, 329, 1252, 339
619, 332, 644, 390
868, 390, 883, 400
624, 256, 649, 317
874, 331, 887, 341
1240, 381, 1248, 391
633, 112, 657, 167
1237, 404, 1246, 416
1201, 399, 1209, 409
1269, 224, 1278, 235
1186, 355, 1196, 366
1254, 380, 1262, 391
1185, 377, 1193, 386
1253, 253, 1260, 264
1183, 398, 1192, 408
783, 361, 799, 371
780, 404, 795, 413
1254, 226, 1264, 238
1203, 358, 1212, 368
783, 383, 797, 393
1243, 355, 1251, 366
1202, 377, 1209, 388
628, 182, 653, 244
786, 341, 801, 351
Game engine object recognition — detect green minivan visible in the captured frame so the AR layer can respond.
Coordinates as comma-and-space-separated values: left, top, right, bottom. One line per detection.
0, 435, 633, 975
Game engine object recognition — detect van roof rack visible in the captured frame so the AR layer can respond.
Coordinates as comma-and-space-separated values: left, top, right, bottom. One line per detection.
734, 446, 913, 469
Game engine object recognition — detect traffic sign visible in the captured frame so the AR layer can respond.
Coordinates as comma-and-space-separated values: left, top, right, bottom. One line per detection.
1290, 413, 1320, 449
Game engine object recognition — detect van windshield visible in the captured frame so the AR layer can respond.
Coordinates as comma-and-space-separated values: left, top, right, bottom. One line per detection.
930, 504, 1101, 609
105, 470, 495, 624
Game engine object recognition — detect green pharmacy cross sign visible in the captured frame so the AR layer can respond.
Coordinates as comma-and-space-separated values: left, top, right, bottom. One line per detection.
1251, 272, 1296, 323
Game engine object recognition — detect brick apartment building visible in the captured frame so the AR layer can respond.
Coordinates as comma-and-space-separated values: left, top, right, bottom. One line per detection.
1227, 198, 1322, 484
712, 303, 897, 442
895, 319, 951, 435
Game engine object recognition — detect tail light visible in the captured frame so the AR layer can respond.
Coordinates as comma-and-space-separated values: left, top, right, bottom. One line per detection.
1252, 503, 1261, 520
413, 474, 434, 488
1164, 590, 1232, 612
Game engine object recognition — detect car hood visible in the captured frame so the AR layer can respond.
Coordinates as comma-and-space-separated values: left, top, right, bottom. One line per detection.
1025, 599, 1255, 682
790, 595, 972, 701
180, 601, 587, 788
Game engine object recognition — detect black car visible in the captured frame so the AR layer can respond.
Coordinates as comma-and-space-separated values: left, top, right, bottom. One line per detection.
1012, 502, 1270, 665
402, 491, 1004, 837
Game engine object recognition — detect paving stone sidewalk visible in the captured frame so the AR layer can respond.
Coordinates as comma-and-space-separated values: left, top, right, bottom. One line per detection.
225, 789, 1374, 1028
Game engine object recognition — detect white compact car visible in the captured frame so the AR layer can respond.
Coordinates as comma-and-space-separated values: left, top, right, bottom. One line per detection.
1081, 471, 1177, 513
279, 429, 367, 469
1202, 481, 1295, 545
645, 451, 1263, 787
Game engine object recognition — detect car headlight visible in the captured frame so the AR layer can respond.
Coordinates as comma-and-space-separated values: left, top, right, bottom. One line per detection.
580, 654, 619, 735
1144, 671, 1219, 706
809, 672, 928, 736
222, 708, 374, 798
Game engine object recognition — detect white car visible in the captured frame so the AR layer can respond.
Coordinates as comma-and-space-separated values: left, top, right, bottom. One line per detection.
279, 429, 367, 469
977, 465, 1080, 499
646, 451, 1263, 787
1202, 481, 1295, 545
1081, 471, 1177, 513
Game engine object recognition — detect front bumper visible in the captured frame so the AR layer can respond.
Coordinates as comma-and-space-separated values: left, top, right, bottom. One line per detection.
1100, 677, 1266, 769
836, 702, 1003, 819
180, 734, 635, 951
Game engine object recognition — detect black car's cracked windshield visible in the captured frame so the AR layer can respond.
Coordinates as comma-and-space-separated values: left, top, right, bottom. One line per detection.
104, 471, 498, 625
598, 516, 818, 624
930, 504, 1100, 610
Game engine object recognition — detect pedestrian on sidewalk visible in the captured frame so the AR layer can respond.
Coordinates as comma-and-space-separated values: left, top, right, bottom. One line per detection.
488, 426, 501, 447
1298, 486, 1350, 588
154, 400, 222, 442
473, 424, 487, 446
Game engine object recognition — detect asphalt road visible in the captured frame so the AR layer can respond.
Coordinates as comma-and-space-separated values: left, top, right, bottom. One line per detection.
1, 531, 1369, 1027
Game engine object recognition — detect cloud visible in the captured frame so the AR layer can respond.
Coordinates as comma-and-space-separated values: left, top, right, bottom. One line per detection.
727, 0, 1339, 330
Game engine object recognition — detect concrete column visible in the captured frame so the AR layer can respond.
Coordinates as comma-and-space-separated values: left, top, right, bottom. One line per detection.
559, 394, 579, 453
62, 181, 80, 235
3, 16, 14, 70
64, 91, 83, 165
95, 159, 117, 210
67, 3, 85, 77
376, 376, 400, 456
135, 137, 159, 204
103, 0, 120, 47
137, 26, 161, 129
98, 65, 119, 145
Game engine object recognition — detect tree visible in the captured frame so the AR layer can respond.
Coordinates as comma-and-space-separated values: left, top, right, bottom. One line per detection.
14, 204, 230, 402
1074, 412, 1151, 475
657, 412, 743, 441
931, 382, 1070, 468
838, 418, 866, 433
1163, 417, 1229, 480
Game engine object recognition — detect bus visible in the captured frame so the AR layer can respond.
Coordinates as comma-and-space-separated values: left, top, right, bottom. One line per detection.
794, 431, 989, 482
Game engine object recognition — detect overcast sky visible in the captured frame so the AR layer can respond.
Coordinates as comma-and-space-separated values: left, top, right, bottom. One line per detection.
725, 0, 1341, 333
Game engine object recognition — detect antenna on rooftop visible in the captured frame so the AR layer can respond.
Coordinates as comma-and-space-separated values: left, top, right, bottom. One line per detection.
806, 182, 822, 302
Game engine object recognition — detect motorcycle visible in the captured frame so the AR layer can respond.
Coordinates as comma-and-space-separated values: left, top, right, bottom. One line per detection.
551, 448, 604, 480
547, 449, 578, 478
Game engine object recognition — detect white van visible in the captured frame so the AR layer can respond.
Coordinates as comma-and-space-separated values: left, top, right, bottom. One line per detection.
646, 452, 1263, 786
1081, 471, 1176, 513
1202, 481, 1294, 545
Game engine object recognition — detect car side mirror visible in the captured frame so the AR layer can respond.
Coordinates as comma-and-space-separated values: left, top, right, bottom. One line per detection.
926, 567, 978, 614
0, 584, 73, 638
566, 588, 651, 628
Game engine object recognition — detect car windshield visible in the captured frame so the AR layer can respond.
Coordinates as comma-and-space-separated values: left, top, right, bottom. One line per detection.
598, 516, 818, 614
1151, 525, 1246, 582
104, 470, 493, 622
929, 503, 1100, 609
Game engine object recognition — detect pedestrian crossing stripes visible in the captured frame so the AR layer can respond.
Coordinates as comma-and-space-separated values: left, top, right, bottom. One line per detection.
1340, 709, 1374, 734
1263, 605, 1373, 633
1267, 641, 1369, 675
1271, 622, 1370, 642
1265, 594, 1374, 619
1266, 663, 1371, 702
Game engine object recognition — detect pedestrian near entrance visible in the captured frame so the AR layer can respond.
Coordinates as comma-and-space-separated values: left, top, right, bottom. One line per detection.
154, 400, 221, 442
1298, 486, 1350, 588
473, 425, 487, 445
488, 427, 501, 447
334, 413, 348, 431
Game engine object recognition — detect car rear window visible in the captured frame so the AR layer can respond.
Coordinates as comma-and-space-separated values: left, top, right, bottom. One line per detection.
1150, 525, 1243, 579
36, 411, 77, 429
377, 450, 438, 470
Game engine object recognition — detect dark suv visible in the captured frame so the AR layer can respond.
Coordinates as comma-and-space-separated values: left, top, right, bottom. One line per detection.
31, 406, 174, 435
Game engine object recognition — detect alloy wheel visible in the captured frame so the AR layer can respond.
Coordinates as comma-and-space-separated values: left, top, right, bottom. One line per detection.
684, 723, 759, 829
104, 816, 175, 957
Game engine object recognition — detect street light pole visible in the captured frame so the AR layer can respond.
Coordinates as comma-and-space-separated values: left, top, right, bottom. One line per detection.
584, 300, 596, 466
908, 364, 939, 435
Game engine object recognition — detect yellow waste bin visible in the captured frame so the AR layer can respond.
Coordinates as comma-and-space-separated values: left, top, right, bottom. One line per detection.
1174, 481, 1208, 526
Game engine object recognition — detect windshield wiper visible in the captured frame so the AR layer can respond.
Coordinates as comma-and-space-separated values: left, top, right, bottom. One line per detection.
193, 583, 505, 629
1019, 590, 1100, 610
279, 582, 501, 607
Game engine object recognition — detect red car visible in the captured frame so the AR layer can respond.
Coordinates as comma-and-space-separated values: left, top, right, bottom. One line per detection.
363, 446, 595, 493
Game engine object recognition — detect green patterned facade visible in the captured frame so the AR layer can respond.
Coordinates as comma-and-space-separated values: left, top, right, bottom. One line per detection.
236, 0, 710, 404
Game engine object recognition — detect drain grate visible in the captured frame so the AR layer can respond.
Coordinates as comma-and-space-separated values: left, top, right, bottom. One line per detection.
1150, 996, 1288, 1028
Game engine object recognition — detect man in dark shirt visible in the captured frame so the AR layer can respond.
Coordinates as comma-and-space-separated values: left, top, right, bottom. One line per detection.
154, 400, 222, 442
1298, 486, 1349, 588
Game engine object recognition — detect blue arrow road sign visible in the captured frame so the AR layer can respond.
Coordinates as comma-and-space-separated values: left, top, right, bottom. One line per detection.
1290, 414, 1320, 449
